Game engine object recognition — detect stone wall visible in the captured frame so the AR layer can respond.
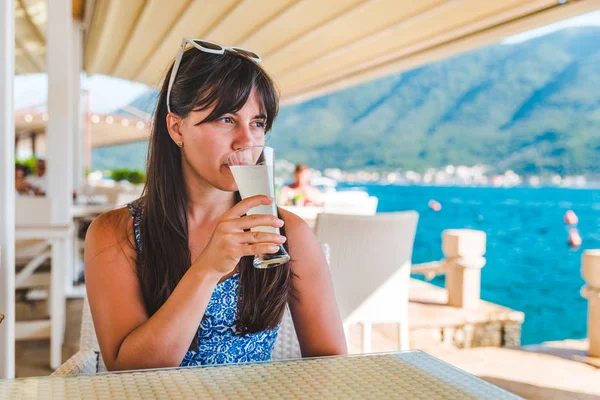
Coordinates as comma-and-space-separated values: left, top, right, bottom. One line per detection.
411, 320, 522, 350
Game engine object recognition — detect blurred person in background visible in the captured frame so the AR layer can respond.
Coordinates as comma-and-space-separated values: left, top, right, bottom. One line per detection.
15, 164, 33, 196
28, 158, 47, 196
279, 163, 324, 206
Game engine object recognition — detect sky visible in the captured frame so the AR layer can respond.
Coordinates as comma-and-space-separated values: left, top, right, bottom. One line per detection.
502, 9, 600, 43
14, 10, 600, 113
15, 73, 150, 114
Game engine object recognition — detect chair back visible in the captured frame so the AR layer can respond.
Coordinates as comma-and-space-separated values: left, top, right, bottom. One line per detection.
15, 197, 54, 263
16, 197, 53, 225
80, 297, 107, 372
314, 212, 418, 325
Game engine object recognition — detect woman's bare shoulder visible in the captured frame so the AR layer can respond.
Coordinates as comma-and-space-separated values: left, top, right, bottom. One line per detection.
87, 207, 132, 240
85, 206, 136, 266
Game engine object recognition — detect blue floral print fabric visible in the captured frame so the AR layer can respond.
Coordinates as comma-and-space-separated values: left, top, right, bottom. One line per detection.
127, 201, 279, 366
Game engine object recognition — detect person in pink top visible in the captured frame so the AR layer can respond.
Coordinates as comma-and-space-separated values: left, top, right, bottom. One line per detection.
279, 164, 324, 206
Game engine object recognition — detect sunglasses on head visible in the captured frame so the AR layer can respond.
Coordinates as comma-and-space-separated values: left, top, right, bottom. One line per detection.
166, 38, 262, 114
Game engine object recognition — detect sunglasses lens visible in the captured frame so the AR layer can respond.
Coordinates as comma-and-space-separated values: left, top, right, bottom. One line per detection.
193, 40, 223, 51
231, 48, 261, 60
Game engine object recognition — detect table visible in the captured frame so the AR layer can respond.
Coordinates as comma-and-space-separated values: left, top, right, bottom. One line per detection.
70, 203, 115, 298
71, 204, 115, 219
0, 351, 521, 399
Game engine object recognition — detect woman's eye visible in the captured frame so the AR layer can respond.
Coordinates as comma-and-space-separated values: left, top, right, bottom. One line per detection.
253, 120, 266, 128
219, 116, 233, 123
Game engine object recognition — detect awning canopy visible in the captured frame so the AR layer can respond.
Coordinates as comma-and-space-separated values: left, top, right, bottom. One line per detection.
15, 0, 600, 104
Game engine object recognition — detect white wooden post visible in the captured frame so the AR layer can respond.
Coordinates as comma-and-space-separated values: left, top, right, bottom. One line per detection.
47, 0, 74, 369
72, 23, 84, 195
68, 22, 85, 298
443, 230, 487, 309
581, 250, 600, 358
48, 0, 74, 224
0, 0, 16, 379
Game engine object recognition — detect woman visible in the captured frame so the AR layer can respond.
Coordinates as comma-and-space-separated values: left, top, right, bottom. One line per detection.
85, 39, 346, 371
15, 164, 33, 196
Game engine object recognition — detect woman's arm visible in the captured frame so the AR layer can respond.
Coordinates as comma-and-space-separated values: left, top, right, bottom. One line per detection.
85, 209, 223, 371
280, 209, 347, 357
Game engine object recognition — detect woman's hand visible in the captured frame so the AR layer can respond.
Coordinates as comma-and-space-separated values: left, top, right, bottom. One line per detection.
192, 195, 286, 277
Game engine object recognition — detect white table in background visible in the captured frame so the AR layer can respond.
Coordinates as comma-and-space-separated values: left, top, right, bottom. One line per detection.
69, 203, 115, 299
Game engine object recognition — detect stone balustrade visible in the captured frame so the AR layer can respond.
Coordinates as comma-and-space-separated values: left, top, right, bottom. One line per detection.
412, 229, 487, 309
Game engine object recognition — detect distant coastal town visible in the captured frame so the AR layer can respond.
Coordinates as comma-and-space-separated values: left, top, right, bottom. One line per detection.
275, 160, 595, 189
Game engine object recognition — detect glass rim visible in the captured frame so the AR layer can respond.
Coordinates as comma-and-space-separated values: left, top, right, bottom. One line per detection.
229, 145, 270, 152
227, 145, 272, 166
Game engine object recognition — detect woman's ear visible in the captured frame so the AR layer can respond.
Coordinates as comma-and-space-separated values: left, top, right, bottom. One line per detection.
166, 113, 184, 146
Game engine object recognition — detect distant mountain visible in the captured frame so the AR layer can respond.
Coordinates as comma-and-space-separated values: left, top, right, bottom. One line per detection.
93, 27, 600, 176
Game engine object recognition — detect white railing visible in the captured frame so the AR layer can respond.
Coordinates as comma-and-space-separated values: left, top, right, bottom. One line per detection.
581, 250, 600, 358
411, 229, 487, 309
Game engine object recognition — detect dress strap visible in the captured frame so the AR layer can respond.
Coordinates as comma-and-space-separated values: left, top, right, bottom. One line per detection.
127, 201, 143, 252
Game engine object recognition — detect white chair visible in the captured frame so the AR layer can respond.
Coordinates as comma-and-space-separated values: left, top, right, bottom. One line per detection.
314, 212, 419, 352
15, 198, 53, 288
52, 244, 331, 375
15, 197, 71, 369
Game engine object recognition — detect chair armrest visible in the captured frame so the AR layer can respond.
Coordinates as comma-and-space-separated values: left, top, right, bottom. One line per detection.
51, 349, 98, 376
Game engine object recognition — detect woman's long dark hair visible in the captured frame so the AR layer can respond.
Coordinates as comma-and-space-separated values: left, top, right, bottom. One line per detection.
136, 48, 291, 345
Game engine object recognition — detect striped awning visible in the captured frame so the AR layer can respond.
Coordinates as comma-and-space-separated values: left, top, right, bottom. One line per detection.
15, 0, 600, 104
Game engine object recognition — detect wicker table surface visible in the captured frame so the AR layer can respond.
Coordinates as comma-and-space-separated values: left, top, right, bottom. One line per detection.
1, 351, 521, 399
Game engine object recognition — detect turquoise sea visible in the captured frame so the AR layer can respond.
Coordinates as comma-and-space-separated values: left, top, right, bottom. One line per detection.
341, 184, 600, 345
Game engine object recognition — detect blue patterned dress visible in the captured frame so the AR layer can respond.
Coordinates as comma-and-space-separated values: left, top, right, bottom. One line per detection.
127, 202, 280, 366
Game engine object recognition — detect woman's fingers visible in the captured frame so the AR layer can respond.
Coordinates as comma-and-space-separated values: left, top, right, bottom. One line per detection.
233, 231, 286, 245
222, 195, 274, 219
223, 214, 283, 231
241, 243, 282, 257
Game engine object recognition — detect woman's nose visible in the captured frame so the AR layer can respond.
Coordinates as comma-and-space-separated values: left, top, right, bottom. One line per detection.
233, 125, 253, 149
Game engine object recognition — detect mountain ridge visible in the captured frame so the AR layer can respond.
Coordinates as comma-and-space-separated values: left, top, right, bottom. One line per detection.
93, 27, 600, 177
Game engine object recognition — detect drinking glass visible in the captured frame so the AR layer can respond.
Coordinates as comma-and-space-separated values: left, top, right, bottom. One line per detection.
227, 145, 290, 268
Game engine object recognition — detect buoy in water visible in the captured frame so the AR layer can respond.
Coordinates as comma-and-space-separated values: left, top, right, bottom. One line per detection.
428, 200, 442, 212
564, 210, 578, 225
568, 228, 582, 247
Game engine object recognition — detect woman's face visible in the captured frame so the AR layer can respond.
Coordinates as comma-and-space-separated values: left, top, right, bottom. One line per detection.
176, 90, 267, 191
